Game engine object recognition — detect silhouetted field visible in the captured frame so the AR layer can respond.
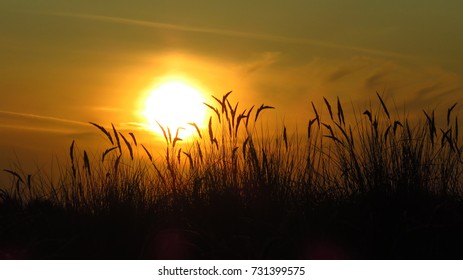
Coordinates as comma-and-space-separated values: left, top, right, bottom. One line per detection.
1, 93, 463, 259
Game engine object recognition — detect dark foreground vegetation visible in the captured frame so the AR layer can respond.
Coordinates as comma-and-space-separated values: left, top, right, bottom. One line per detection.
1, 93, 463, 259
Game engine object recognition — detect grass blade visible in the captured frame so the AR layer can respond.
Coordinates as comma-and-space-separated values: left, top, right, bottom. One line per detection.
70, 140, 75, 164
112, 123, 122, 154
129, 132, 137, 146
363, 110, 372, 123
167, 127, 172, 145
89, 122, 114, 144
119, 132, 133, 160
376, 92, 390, 119
208, 117, 214, 144
311, 102, 320, 127
393, 120, 403, 135
3, 169, 24, 183
308, 118, 317, 139
447, 103, 457, 127
114, 154, 121, 173
337, 96, 345, 125
102, 147, 117, 162
204, 102, 221, 123
156, 121, 168, 144
141, 144, 152, 162
83, 151, 91, 176
255, 104, 275, 122
245, 106, 255, 128
423, 110, 437, 144
183, 151, 193, 167
283, 126, 288, 151
323, 97, 333, 120
188, 122, 202, 139
236, 110, 247, 136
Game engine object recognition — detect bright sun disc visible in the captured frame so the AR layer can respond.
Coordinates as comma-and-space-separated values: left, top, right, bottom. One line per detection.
143, 80, 206, 139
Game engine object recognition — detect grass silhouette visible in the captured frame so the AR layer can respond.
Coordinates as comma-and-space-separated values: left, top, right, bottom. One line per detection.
1, 92, 463, 259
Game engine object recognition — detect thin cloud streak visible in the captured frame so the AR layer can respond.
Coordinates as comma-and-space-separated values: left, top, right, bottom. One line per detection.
0, 109, 151, 135
0, 109, 87, 126
48, 12, 414, 59
0, 123, 77, 134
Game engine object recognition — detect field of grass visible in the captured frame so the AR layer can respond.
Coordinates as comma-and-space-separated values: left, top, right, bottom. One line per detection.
1, 92, 463, 259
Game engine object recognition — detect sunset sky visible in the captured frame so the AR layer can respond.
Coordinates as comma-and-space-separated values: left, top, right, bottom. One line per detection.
1, 1, 463, 182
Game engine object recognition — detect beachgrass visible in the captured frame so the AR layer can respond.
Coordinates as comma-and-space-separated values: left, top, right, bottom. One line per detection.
1, 92, 463, 259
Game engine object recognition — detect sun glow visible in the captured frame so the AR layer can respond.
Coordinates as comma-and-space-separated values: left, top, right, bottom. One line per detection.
142, 79, 206, 140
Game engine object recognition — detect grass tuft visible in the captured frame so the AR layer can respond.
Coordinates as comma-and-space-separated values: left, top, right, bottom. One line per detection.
2, 91, 463, 259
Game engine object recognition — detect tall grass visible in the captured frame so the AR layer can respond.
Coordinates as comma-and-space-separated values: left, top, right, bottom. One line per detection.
2, 92, 463, 211
2, 92, 463, 258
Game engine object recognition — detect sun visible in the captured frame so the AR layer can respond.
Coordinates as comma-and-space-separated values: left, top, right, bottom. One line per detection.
142, 79, 206, 140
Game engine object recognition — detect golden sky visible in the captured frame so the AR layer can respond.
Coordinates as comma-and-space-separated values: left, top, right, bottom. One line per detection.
1, 1, 463, 181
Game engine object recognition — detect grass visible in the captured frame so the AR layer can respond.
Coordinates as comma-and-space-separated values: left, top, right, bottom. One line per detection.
1, 92, 463, 259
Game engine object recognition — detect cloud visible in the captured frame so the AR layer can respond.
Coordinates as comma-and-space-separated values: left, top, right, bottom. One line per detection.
240, 52, 281, 74
46, 12, 413, 59
0, 123, 75, 134
326, 57, 373, 82
0, 109, 88, 134
416, 83, 442, 98
365, 71, 389, 90
0, 110, 87, 125
237, 56, 463, 127
326, 68, 352, 83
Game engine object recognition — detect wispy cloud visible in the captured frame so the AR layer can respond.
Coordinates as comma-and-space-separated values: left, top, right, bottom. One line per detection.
326, 58, 372, 83
0, 110, 87, 126
0, 123, 76, 134
365, 71, 389, 90
241, 56, 463, 123
0, 109, 89, 135
241, 52, 281, 74
46, 12, 413, 59
0, 109, 152, 137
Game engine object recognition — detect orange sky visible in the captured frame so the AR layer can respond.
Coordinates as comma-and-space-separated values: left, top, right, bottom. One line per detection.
1, 1, 463, 184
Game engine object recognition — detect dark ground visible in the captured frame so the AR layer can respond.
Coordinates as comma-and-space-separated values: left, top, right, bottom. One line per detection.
1, 189, 463, 259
